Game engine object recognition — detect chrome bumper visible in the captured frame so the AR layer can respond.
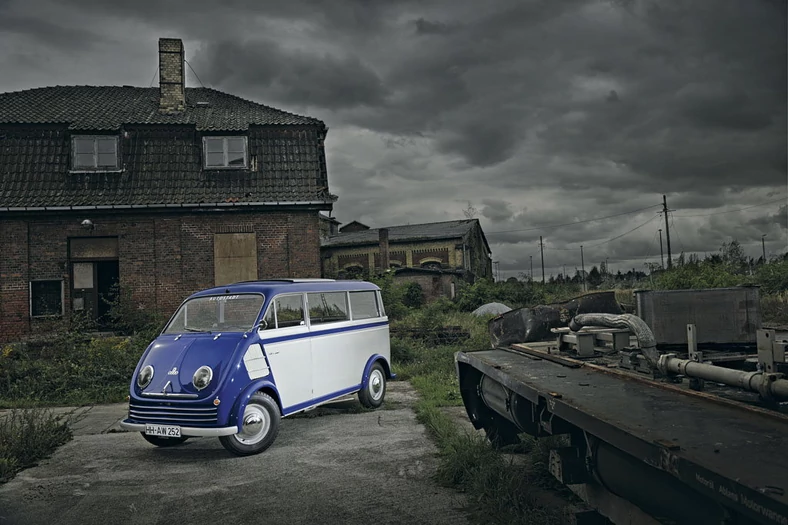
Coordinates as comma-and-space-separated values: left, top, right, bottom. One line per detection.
120, 420, 239, 437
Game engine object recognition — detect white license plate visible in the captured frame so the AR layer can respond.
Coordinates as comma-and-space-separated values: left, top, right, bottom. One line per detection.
144, 424, 181, 438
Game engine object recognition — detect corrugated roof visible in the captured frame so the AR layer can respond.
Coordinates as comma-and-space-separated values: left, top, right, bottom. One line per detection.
0, 86, 323, 130
322, 219, 480, 247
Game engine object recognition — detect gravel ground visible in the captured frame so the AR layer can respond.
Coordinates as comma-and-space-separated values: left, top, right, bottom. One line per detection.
0, 382, 469, 525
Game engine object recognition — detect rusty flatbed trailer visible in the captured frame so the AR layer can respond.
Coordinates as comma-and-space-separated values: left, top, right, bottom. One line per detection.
456, 347, 788, 525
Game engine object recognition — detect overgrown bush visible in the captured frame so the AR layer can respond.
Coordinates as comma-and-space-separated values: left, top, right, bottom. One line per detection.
0, 408, 72, 483
0, 334, 146, 407
104, 284, 166, 339
402, 282, 425, 309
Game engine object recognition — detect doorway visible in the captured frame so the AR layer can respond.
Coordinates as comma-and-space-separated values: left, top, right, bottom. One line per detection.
69, 237, 120, 328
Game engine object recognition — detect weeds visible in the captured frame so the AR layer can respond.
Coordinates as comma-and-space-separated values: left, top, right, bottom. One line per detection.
0, 334, 147, 407
390, 309, 569, 525
0, 408, 73, 483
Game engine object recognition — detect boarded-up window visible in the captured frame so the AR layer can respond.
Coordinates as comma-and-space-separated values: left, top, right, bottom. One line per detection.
214, 233, 258, 286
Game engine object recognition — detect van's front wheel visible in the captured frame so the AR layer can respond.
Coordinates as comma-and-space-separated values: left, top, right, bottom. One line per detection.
219, 392, 280, 456
359, 362, 386, 409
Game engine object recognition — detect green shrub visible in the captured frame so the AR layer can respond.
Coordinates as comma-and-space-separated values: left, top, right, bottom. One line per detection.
402, 282, 425, 309
0, 334, 147, 407
0, 408, 72, 483
762, 292, 788, 325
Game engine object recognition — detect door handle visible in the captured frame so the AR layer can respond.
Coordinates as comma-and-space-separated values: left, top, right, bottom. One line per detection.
269, 351, 280, 355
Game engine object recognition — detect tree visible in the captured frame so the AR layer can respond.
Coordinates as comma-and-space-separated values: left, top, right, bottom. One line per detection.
462, 201, 478, 219
587, 266, 602, 287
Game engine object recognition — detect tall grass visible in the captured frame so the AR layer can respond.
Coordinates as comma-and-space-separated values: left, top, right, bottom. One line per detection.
390, 304, 570, 524
0, 408, 73, 483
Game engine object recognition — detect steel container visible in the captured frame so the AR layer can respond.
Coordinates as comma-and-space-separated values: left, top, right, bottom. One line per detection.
634, 287, 761, 347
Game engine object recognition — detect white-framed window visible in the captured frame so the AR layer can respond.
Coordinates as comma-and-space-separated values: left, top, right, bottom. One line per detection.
71, 136, 119, 170
203, 136, 248, 169
349, 290, 380, 320
30, 279, 64, 318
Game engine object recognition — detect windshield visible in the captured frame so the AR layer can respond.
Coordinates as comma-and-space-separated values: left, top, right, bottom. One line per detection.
163, 294, 264, 334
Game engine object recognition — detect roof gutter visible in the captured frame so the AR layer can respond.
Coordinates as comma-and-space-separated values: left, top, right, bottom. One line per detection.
0, 201, 332, 212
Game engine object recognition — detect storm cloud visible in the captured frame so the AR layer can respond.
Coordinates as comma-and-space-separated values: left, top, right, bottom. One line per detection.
1, 0, 785, 277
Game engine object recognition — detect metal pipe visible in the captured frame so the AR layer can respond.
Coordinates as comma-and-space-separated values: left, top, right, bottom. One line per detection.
569, 313, 659, 367
658, 355, 788, 401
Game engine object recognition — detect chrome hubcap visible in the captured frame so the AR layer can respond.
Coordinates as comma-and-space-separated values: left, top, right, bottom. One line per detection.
369, 370, 384, 401
236, 404, 270, 445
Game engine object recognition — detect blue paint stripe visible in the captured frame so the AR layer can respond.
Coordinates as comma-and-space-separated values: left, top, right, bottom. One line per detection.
261, 320, 388, 345
283, 385, 361, 415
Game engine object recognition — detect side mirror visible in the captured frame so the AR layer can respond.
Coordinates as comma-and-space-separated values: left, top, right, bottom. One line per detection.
257, 319, 269, 331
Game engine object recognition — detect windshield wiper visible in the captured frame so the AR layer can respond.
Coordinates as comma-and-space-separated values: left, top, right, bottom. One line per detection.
183, 327, 212, 334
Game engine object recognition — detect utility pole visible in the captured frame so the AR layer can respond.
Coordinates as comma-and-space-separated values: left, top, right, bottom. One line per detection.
563, 264, 566, 281
580, 245, 586, 292
762, 234, 767, 263
658, 229, 664, 269
539, 236, 545, 284
663, 195, 672, 269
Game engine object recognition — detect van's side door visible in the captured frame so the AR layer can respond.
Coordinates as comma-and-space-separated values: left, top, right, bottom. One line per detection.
307, 290, 364, 399
258, 293, 313, 414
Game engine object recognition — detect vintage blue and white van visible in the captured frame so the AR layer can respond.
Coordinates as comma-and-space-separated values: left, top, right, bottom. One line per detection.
120, 279, 393, 456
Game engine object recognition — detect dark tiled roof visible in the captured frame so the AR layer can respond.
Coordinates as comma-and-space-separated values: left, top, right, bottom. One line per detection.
0, 86, 323, 130
0, 125, 333, 209
322, 220, 480, 247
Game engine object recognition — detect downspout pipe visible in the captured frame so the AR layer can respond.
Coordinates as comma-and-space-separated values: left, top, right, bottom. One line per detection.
569, 313, 660, 367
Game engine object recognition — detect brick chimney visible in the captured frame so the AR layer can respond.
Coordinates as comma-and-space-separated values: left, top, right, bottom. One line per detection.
379, 228, 390, 272
158, 38, 186, 114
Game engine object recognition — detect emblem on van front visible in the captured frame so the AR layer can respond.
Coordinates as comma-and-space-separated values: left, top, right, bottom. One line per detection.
167, 367, 178, 375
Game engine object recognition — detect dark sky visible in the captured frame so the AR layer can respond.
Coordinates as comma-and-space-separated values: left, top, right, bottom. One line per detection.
1, 0, 786, 278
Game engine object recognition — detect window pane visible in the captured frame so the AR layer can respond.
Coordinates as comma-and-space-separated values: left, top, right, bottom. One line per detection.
275, 295, 305, 328
205, 138, 224, 153
97, 138, 116, 154
31, 280, 62, 317
97, 153, 117, 167
227, 137, 245, 152
261, 305, 275, 330
73, 262, 94, 288
163, 294, 264, 334
74, 138, 94, 154
206, 151, 225, 167
227, 151, 245, 166
350, 291, 379, 320
75, 153, 95, 168
308, 292, 349, 325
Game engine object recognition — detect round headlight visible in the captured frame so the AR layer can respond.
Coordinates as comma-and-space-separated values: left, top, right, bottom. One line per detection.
193, 366, 213, 391
137, 365, 154, 389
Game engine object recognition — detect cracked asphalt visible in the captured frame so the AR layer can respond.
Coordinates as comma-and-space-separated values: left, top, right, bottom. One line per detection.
0, 382, 469, 525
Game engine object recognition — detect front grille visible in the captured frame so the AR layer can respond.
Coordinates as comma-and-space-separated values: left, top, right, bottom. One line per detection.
129, 402, 217, 426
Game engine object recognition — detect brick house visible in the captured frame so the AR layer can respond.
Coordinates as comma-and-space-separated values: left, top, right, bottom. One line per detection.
320, 219, 492, 299
0, 38, 335, 342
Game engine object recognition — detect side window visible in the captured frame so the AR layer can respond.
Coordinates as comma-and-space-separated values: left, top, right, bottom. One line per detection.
261, 304, 275, 330
274, 295, 305, 328
307, 292, 349, 325
349, 291, 379, 320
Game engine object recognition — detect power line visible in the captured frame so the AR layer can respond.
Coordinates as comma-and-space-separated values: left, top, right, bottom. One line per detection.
586, 214, 661, 248
485, 204, 661, 235
184, 59, 206, 88
148, 67, 158, 88
673, 197, 786, 218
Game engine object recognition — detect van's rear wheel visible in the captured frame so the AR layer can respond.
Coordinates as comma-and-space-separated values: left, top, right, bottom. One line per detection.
140, 434, 189, 447
219, 392, 280, 456
359, 362, 386, 409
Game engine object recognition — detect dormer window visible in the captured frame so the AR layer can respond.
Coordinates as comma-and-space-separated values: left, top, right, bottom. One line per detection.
203, 136, 248, 169
72, 136, 119, 171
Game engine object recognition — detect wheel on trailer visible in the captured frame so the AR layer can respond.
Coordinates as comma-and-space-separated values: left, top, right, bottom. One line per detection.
359, 362, 387, 409
219, 392, 280, 456
140, 434, 189, 447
